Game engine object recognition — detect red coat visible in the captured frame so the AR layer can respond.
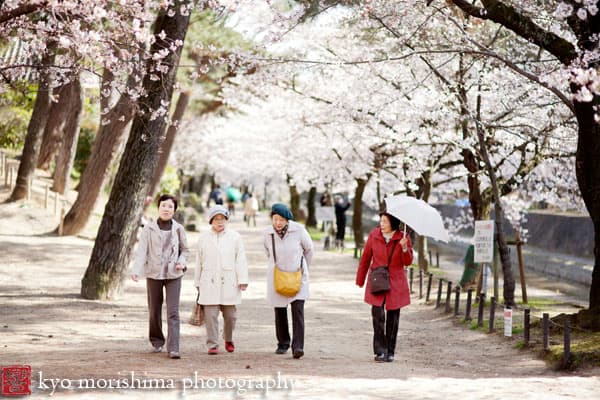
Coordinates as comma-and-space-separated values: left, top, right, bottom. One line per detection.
356, 227, 413, 310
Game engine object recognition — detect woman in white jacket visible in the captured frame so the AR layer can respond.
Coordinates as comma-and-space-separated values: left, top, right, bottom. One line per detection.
194, 205, 248, 354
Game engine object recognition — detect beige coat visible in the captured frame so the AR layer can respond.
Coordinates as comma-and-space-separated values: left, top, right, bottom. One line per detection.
263, 220, 314, 307
194, 228, 248, 305
132, 219, 190, 279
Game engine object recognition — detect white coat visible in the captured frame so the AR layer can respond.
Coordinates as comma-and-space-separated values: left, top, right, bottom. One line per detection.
194, 227, 248, 305
263, 220, 314, 307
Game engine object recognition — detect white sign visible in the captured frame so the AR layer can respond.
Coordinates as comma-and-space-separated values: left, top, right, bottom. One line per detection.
316, 206, 335, 222
474, 220, 494, 263
504, 307, 513, 337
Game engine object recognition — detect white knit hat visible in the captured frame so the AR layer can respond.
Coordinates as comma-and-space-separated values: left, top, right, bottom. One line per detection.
208, 205, 229, 223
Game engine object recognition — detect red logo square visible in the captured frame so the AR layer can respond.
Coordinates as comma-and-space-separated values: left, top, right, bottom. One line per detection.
1, 365, 31, 396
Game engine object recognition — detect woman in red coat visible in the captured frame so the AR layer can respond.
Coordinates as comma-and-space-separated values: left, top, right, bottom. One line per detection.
356, 212, 413, 362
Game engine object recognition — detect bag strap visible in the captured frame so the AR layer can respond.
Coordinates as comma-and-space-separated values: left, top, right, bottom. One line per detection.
271, 234, 277, 263
370, 240, 398, 271
272, 233, 304, 273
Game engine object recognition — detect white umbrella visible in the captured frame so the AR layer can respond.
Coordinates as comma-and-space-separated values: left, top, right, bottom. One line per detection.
384, 195, 450, 242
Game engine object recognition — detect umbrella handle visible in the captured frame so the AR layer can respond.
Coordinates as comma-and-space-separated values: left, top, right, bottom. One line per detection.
403, 224, 407, 236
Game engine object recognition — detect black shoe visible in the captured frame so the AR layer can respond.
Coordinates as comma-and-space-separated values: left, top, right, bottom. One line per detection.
275, 346, 289, 354
385, 354, 394, 362
292, 349, 304, 359
374, 353, 386, 362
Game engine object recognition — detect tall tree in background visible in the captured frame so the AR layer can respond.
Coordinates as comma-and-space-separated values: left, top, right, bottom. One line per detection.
8, 45, 55, 201
81, 0, 192, 300
52, 74, 83, 194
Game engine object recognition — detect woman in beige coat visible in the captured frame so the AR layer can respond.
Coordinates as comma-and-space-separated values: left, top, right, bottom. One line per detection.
195, 205, 248, 354
263, 203, 313, 359
132, 194, 190, 359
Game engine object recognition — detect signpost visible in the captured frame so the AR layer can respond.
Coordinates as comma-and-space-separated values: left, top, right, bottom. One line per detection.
474, 220, 494, 295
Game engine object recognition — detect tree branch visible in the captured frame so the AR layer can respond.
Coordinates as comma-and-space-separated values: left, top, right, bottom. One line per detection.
445, 0, 577, 64
0, 2, 48, 24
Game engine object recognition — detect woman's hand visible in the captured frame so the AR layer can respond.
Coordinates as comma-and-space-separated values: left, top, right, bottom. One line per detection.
400, 237, 409, 252
131, 274, 139, 282
239, 284, 248, 291
175, 263, 186, 271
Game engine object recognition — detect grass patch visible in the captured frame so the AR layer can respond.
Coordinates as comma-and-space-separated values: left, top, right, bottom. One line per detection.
307, 227, 324, 241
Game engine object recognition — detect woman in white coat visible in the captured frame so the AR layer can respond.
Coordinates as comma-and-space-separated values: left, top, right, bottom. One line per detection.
263, 203, 313, 359
195, 205, 248, 354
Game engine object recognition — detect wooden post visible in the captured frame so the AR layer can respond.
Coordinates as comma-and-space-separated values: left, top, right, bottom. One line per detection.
436, 251, 439, 269
477, 293, 486, 327
454, 286, 461, 316
465, 289, 473, 321
436, 279, 443, 308
524, 308, 530, 346
419, 269, 423, 299
409, 267, 414, 294
516, 232, 528, 304
445, 281, 452, 313
488, 296, 496, 333
542, 313, 550, 351
425, 273, 433, 302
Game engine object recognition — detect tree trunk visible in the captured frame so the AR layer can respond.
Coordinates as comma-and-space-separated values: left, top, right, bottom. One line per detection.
305, 186, 317, 228
417, 171, 432, 272
352, 176, 370, 249
37, 83, 74, 170
60, 71, 136, 236
8, 48, 55, 201
475, 95, 516, 307
148, 90, 190, 197
573, 99, 600, 313
287, 174, 301, 220
81, 3, 191, 300
52, 75, 83, 194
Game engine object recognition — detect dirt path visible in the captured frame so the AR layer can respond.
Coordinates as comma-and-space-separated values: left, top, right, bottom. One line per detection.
1, 190, 599, 399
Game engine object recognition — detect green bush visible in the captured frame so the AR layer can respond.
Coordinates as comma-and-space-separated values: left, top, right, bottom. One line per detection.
0, 85, 35, 149
158, 165, 181, 196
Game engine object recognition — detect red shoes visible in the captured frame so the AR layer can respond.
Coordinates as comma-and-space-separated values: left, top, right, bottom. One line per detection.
225, 341, 235, 353
208, 347, 218, 355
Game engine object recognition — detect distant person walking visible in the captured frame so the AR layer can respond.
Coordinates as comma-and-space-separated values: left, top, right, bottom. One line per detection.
355, 212, 412, 363
209, 185, 224, 205
131, 194, 190, 359
263, 203, 313, 359
244, 193, 259, 227
334, 195, 350, 248
195, 205, 248, 355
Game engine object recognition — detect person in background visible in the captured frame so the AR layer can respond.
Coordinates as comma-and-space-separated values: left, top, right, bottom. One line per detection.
334, 194, 350, 248
132, 194, 190, 359
263, 203, 313, 359
195, 205, 248, 355
355, 212, 412, 363
244, 193, 259, 227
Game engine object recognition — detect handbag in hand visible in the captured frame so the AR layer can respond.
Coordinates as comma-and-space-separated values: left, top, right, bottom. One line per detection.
272, 234, 302, 297
369, 241, 397, 294
189, 292, 204, 326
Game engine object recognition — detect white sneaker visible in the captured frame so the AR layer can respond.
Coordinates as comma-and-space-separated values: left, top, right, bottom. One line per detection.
152, 345, 163, 353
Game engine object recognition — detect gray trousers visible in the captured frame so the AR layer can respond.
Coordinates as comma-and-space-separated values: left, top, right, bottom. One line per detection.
147, 277, 182, 353
203, 305, 237, 349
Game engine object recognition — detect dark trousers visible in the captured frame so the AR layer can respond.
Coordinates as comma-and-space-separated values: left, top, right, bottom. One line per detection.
147, 277, 182, 353
371, 305, 400, 356
274, 300, 305, 351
